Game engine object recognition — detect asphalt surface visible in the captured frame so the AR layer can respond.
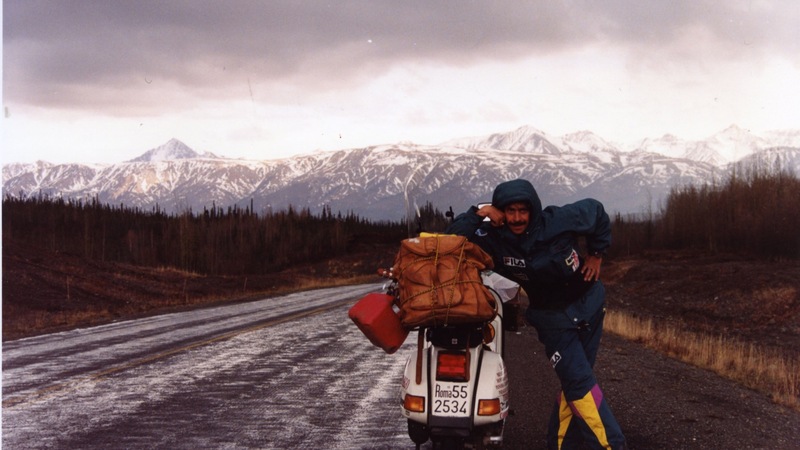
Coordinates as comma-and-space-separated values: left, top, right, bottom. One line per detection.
3, 284, 799, 449
504, 322, 800, 450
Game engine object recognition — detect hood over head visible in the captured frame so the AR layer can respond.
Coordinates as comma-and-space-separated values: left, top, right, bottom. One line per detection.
491, 179, 543, 223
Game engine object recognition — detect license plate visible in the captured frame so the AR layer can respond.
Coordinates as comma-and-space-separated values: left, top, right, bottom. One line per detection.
432, 382, 470, 417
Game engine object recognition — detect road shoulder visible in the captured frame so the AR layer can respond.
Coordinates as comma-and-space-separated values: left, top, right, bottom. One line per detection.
504, 324, 800, 449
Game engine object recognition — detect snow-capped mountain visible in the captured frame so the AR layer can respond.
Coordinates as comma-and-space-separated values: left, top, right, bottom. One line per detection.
634, 125, 800, 167
3, 126, 798, 220
127, 138, 219, 162
442, 125, 563, 155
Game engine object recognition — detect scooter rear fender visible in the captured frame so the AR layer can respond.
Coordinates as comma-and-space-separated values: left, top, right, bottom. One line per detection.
473, 350, 510, 427
400, 337, 508, 428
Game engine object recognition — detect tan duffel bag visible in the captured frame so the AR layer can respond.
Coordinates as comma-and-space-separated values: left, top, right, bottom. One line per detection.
393, 234, 497, 328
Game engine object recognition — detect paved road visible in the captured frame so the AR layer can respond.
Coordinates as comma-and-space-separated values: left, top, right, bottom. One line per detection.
3, 284, 413, 449
3, 284, 799, 449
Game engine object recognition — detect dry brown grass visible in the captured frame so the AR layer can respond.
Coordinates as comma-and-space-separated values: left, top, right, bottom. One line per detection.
243, 274, 379, 298
153, 266, 203, 277
605, 310, 800, 411
300, 274, 378, 289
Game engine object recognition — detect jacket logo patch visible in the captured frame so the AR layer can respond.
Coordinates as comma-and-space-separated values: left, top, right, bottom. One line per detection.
550, 351, 562, 368
565, 249, 580, 272
475, 229, 488, 237
503, 257, 526, 268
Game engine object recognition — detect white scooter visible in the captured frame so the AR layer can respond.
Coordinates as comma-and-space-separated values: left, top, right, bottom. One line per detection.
396, 271, 519, 449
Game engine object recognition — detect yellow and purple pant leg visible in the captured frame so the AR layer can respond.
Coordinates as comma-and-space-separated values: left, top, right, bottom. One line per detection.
526, 282, 627, 450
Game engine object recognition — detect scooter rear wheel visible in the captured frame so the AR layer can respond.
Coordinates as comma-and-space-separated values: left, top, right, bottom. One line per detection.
433, 437, 463, 450
407, 419, 429, 447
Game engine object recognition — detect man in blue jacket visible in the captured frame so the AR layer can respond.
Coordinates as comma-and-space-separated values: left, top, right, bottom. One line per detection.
446, 179, 626, 450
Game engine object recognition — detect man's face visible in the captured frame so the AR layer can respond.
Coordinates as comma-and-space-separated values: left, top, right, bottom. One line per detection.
503, 202, 530, 235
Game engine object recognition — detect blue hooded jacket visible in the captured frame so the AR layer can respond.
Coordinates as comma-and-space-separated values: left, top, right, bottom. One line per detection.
446, 179, 611, 310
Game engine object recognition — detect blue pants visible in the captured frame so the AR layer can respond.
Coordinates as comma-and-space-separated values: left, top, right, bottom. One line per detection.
526, 282, 626, 450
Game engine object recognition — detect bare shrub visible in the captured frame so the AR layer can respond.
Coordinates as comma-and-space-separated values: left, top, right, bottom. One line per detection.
605, 310, 800, 411
611, 164, 800, 260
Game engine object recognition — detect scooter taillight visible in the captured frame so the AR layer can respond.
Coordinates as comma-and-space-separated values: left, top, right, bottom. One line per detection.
436, 352, 468, 381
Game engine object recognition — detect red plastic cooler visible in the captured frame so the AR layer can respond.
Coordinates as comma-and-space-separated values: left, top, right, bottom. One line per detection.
348, 293, 409, 354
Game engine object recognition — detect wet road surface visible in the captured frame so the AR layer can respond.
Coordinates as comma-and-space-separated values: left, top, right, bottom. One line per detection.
4, 284, 799, 449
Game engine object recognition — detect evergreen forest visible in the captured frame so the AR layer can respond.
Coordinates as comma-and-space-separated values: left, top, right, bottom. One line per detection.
3, 164, 798, 282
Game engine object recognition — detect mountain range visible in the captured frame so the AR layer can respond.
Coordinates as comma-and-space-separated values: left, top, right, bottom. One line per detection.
3, 125, 799, 221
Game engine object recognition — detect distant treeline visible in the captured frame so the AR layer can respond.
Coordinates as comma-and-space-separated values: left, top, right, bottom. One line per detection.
2, 197, 406, 275
613, 165, 800, 259
4, 166, 798, 276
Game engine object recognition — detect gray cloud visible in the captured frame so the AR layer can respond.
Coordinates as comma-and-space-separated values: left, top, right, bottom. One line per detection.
5, 0, 798, 113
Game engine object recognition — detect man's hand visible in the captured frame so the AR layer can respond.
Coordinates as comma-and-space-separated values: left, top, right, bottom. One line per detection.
581, 254, 603, 281
477, 204, 506, 227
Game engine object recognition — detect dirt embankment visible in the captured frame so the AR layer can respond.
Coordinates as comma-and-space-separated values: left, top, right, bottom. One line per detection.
601, 251, 800, 356
1, 240, 397, 341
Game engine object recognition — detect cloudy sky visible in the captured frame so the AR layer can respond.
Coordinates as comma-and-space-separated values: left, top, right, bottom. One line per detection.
3, 1, 799, 164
